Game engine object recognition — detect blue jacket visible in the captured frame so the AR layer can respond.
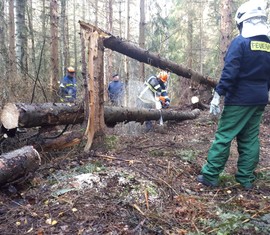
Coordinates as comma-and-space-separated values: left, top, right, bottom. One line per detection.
108, 81, 124, 102
59, 75, 77, 102
216, 35, 270, 106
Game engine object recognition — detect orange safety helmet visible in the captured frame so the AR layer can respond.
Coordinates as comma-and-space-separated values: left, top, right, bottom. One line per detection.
157, 71, 169, 82
67, 66, 75, 73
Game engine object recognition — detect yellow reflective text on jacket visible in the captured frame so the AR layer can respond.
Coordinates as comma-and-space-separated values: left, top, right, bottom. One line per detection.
250, 41, 270, 52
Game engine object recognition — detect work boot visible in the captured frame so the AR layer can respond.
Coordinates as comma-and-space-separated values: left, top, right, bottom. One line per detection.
239, 182, 253, 191
235, 178, 254, 191
197, 175, 219, 187
243, 184, 253, 191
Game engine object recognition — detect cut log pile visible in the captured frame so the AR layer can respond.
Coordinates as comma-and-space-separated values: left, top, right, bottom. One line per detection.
0, 102, 200, 186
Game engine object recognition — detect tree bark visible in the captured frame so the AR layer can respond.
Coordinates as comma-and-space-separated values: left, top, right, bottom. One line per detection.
104, 106, 200, 127
103, 36, 218, 88
79, 21, 218, 89
15, 0, 27, 76
0, 103, 84, 129
8, 0, 17, 81
50, 0, 60, 102
0, 102, 200, 130
0, 146, 41, 186
139, 0, 145, 81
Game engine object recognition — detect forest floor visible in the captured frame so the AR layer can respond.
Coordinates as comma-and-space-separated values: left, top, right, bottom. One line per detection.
0, 106, 270, 235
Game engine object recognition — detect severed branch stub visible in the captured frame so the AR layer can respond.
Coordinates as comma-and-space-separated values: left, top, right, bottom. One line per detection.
191, 96, 209, 110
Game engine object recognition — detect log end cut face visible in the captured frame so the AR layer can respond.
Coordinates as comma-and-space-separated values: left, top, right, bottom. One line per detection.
1, 103, 19, 129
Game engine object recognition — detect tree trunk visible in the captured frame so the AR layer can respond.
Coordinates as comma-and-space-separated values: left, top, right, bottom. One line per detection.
73, 0, 78, 70
0, 146, 41, 186
15, 0, 27, 76
104, 106, 200, 128
124, 0, 130, 104
60, 0, 67, 71
107, 0, 113, 79
8, 0, 17, 82
220, 0, 233, 72
27, 0, 37, 76
0, 103, 84, 129
139, 0, 145, 81
0, 102, 200, 130
50, 0, 59, 102
79, 21, 217, 88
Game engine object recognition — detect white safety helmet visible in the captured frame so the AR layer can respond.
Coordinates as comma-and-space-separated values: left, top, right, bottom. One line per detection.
235, 0, 269, 38
235, 0, 267, 25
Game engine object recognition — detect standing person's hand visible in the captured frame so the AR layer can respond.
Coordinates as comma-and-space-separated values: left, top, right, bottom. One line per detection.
210, 92, 221, 115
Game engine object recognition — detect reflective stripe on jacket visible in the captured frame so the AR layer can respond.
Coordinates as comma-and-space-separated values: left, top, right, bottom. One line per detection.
59, 75, 77, 102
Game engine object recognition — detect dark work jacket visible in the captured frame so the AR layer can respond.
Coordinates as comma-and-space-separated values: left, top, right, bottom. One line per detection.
59, 75, 77, 102
108, 80, 124, 102
145, 76, 170, 102
216, 35, 270, 106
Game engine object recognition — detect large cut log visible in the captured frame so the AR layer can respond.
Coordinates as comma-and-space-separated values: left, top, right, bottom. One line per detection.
1, 103, 84, 129
79, 21, 218, 88
0, 146, 41, 186
1, 103, 200, 130
104, 106, 200, 127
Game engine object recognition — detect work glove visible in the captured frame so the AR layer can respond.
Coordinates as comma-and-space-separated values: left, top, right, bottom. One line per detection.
162, 101, 170, 109
155, 101, 162, 110
210, 91, 221, 116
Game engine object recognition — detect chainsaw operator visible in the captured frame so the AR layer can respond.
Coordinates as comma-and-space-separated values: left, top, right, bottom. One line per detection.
138, 71, 170, 109
138, 71, 171, 131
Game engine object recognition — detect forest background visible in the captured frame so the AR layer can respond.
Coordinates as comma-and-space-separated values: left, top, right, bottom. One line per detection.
1, 1, 270, 234
0, 0, 267, 107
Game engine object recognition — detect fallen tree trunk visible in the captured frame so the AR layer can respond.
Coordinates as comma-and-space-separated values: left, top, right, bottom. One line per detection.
1, 103, 200, 129
104, 106, 200, 127
79, 21, 218, 88
1, 103, 84, 129
103, 36, 217, 88
0, 146, 41, 186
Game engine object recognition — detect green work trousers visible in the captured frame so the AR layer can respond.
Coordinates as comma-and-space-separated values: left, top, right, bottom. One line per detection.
201, 105, 265, 187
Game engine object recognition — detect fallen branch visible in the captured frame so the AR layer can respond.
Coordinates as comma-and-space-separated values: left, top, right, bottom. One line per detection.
95, 153, 143, 165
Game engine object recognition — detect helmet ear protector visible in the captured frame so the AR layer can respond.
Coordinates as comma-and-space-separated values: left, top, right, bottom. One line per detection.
237, 22, 243, 32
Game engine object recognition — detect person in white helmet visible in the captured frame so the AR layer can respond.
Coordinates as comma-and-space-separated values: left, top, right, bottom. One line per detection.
197, 0, 270, 190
